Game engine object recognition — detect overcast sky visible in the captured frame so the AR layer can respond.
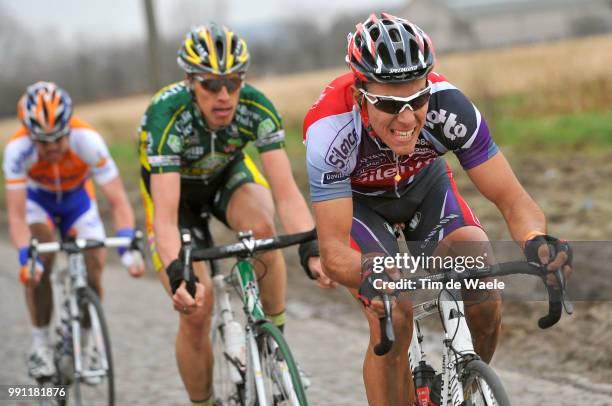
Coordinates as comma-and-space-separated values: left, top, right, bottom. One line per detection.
1, 0, 405, 42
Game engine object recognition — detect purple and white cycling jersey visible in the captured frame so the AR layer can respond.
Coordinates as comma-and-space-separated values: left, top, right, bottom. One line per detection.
303, 72, 498, 202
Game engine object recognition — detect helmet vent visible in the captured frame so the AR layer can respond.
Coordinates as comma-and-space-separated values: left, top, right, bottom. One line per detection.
409, 40, 420, 65
370, 26, 380, 41
377, 43, 392, 65
361, 46, 375, 66
215, 40, 224, 60
389, 28, 401, 42
396, 49, 406, 65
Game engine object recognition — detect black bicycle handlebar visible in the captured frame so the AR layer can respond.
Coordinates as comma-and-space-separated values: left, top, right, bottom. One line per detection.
373, 294, 395, 356
178, 229, 317, 298
373, 261, 573, 356
191, 229, 317, 262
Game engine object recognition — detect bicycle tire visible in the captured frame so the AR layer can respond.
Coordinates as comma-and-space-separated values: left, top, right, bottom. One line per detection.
460, 359, 511, 406
72, 286, 115, 406
256, 322, 307, 406
212, 320, 246, 406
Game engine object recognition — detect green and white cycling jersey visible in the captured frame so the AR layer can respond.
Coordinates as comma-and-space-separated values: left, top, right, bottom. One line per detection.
139, 81, 285, 184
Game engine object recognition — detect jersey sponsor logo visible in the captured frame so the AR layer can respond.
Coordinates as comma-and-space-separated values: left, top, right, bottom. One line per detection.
257, 118, 276, 138
254, 130, 285, 148
167, 134, 182, 153
325, 127, 358, 170
321, 171, 349, 185
148, 155, 180, 167
425, 109, 467, 141
153, 83, 185, 103
185, 146, 204, 159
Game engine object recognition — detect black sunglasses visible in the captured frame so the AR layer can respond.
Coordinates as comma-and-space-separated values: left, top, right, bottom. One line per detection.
191, 75, 244, 94
359, 84, 432, 115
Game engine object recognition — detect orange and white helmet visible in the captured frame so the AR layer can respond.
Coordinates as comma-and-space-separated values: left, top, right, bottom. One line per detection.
18, 82, 73, 141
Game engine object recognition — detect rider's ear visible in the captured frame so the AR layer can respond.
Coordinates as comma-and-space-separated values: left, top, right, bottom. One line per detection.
351, 86, 363, 108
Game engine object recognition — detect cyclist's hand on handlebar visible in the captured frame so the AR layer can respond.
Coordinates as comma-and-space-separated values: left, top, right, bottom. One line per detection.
18, 247, 43, 286
116, 228, 146, 278
120, 251, 145, 278
357, 254, 400, 314
524, 234, 573, 288
307, 257, 337, 289
172, 280, 204, 315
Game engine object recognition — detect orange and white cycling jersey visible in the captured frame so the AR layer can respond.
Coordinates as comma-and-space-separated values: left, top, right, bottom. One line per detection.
3, 117, 118, 196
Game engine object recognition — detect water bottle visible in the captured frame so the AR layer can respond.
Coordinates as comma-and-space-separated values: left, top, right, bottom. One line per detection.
430, 373, 442, 406
413, 360, 436, 406
224, 321, 246, 383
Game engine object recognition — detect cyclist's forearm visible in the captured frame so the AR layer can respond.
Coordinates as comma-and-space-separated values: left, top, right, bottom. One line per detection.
276, 193, 315, 234
9, 216, 31, 249
6, 190, 30, 248
320, 241, 362, 288
110, 199, 135, 231
153, 222, 181, 268
500, 193, 546, 243
101, 177, 135, 231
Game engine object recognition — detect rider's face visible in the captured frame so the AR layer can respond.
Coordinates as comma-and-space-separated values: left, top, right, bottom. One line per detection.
188, 73, 243, 130
356, 78, 429, 156
35, 136, 69, 163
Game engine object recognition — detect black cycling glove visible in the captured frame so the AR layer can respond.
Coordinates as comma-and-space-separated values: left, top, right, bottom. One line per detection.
166, 259, 199, 297
357, 257, 397, 306
298, 239, 320, 280
523, 234, 573, 267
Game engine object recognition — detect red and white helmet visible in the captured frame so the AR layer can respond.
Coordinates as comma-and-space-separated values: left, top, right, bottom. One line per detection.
347, 13, 435, 84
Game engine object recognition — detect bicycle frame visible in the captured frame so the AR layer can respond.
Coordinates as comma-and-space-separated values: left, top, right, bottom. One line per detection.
408, 290, 497, 406
31, 236, 138, 383
212, 254, 275, 406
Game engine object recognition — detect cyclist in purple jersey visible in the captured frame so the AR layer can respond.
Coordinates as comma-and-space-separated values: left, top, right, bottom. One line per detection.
304, 13, 574, 405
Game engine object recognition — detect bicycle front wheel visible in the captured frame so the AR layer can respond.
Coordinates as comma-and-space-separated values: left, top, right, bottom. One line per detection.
72, 286, 114, 406
256, 322, 307, 406
461, 359, 510, 406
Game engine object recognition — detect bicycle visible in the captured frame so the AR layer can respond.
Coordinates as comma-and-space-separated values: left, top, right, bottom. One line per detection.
28, 232, 144, 406
373, 260, 573, 406
179, 213, 313, 406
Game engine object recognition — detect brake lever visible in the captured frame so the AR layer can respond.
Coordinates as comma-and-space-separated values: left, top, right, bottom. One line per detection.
374, 294, 395, 356
180, 230, 196, 298
555, 268, 573, 315
130, 230, 146, 258
537, 264, 573, 329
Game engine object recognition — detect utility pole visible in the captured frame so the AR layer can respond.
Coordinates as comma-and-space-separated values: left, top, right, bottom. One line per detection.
143, 0, 161, 90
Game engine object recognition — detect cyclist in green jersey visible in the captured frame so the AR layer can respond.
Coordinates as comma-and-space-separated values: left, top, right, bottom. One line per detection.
139, 23, 334, 406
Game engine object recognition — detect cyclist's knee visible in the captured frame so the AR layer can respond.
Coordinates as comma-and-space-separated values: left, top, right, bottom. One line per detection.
180, 306, 213, 341
244, 217, 276, 239
466, 296, 502, 333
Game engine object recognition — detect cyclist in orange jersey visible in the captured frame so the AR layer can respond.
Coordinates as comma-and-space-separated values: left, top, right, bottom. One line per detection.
3, 82, 145, 379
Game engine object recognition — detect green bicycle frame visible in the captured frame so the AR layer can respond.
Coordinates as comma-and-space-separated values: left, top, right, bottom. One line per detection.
234, 259, 265, 321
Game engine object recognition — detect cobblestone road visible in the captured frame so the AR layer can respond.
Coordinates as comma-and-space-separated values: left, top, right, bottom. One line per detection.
2, 241, 611, 405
